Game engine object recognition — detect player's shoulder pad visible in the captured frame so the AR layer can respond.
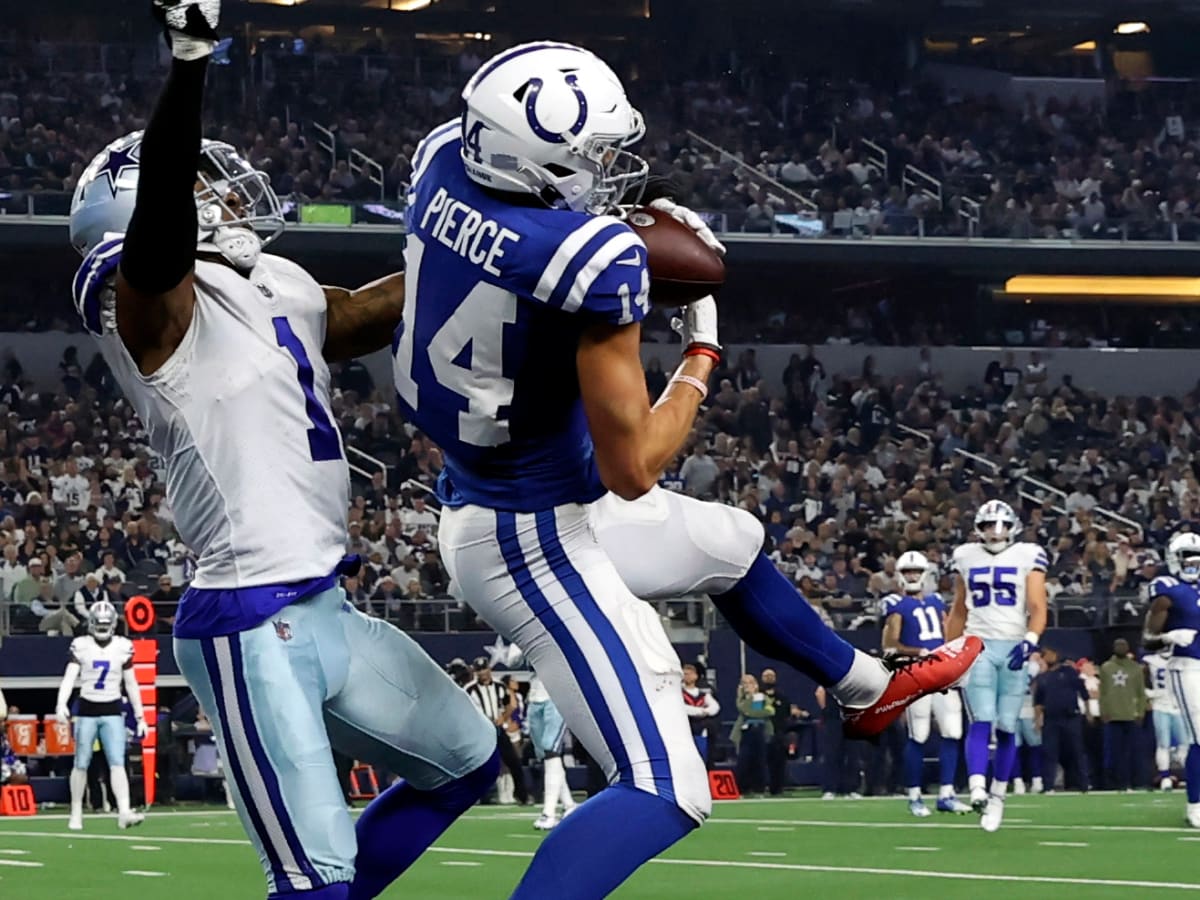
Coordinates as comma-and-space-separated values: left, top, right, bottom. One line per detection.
882, 593, 904, 613
1021, 542, 1049, 571
1151, 575, 1181, 598
408, 118, 462, 192
527, 212, 648, 322
72, 235, 125, 337
68, 636, 87, 661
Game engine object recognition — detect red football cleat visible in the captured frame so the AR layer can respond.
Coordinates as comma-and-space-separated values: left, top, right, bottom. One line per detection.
842, 636, 984, 739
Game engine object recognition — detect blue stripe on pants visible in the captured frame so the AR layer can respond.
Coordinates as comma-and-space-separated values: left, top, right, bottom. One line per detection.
225, 634, 324, 890
536, 510, 676, 803
495, 511, 634, 786
200, 637, 290, 891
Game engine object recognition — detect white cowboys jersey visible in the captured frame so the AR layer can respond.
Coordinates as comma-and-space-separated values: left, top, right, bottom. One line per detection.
1146, 653, 1180, 715
73, 240, 348, 589
52, 473, 90, 512
69, 635, 134, 704
952, 540, 1048, 641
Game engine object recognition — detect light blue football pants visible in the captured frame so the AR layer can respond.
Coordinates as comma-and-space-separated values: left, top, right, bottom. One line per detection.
175, 587, 494, 895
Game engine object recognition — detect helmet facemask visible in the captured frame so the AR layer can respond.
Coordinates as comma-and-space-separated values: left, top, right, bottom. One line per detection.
976, 518, 1014, 553
899, 566, 927, 595
194, 142, 284, 270
1177, 550, 1200, 583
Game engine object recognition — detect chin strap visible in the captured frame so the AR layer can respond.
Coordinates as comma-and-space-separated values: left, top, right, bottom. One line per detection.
201, 227, 262, 271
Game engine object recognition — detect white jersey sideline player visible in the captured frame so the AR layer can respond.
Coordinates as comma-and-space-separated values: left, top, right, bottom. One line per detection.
947, 499, 1047, 833
55, 601, 146, 830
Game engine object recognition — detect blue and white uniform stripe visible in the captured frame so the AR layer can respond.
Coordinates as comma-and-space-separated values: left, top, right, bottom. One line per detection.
73, 236, 124, 336
199, 634, 319, 893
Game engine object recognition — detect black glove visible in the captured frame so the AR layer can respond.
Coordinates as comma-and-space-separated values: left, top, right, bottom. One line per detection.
151, 0, 220, 61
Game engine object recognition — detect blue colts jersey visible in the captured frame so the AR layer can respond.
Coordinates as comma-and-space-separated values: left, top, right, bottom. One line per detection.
394, 119, 651, 512
1154, 577, 1200, 661
883, 592, 947, 651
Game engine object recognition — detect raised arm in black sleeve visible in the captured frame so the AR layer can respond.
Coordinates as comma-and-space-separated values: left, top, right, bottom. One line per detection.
120, 56, 208, 296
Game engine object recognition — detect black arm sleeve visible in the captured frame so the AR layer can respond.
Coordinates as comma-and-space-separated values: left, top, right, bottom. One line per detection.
120, 56, 208, 295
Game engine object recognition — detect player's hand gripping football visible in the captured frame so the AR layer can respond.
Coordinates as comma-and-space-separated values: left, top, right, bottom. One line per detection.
152, 0, 221, 61
648, 198, 726, 256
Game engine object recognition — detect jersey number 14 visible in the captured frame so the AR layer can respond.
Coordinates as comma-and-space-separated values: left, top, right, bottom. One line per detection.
393, 234, 516, 447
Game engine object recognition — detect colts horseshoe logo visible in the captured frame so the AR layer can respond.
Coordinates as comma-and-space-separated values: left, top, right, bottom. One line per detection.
524, 74, 589, 144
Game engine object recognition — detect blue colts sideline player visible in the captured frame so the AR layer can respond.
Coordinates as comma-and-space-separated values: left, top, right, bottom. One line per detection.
882, 552, 970, 818
395, 40, 981, 899
54, 601, 147, 830
69, 2, 496, 898
947, 500, 1047, 833
1144, 532, 1200, 826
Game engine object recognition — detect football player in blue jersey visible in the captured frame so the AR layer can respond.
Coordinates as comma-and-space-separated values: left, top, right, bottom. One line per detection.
394, 40, 981, 899
67, 2, 498, 897
882, 552, 971, 817
1144, 532, 1200, 827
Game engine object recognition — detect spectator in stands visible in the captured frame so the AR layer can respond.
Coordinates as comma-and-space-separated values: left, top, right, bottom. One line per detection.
96, 551, 125, 586
34, 577, 77, 635
149, 575, 179, 634
0, 544, 26, 601
680, 441, 720, 499
71, 573, 105, 619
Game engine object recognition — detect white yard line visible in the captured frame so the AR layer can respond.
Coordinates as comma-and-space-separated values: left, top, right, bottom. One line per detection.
895, 846, 940, 852
1, 831, 1194, 891
1038, 842, 1089, 848
0, 860, 42, 868
122, 870, 168, 877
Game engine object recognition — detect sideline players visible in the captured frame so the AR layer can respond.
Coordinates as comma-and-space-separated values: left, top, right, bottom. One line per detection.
947, 500, 1047, 832
1144, 531, 1200, 825
54, 601, 146, 830
528, 677, 579, 830
1146, 646, 1187, 790
396, 39, 981, 898
69, 2, 497, 896
882, 552, 970, 817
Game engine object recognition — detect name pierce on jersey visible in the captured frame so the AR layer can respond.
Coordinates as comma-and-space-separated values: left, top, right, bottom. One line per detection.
419, 187, 521, 276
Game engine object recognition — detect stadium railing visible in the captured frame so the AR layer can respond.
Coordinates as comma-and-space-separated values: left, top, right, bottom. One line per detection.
893, 423, 1143, 539
10, 189, 1197, 245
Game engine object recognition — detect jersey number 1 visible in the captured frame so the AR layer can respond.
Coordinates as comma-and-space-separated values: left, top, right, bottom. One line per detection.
273, 317, 342, 462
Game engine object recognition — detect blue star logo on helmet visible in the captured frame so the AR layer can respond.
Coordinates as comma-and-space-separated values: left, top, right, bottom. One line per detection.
92, 142, 141, 198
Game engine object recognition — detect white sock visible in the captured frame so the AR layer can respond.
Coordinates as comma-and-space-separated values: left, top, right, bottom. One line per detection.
69, 768, 87, 818
1157, 748, 1170, 775
542, 757, 564, 819
939, 784, 955, 799
109, 765, 133, 816
907, 786, 921, 801
831, 651, 891, 707
559, 780, 576, 811
497, 772, 514, 804
969, 774, 987, 794
991, 780, 1008, 798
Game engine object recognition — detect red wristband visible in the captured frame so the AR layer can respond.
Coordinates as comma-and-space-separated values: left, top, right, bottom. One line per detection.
683, 346, 721, 363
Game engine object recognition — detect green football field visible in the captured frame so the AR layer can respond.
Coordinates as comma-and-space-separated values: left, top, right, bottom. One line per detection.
1, 792, 1197, 898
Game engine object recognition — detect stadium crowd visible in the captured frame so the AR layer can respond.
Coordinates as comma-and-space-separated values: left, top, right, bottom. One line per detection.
6, 34, 1200, 243
0, 333, 1193, 638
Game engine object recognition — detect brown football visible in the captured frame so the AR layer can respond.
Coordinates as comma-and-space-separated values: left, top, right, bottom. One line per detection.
625, 205, 725, 306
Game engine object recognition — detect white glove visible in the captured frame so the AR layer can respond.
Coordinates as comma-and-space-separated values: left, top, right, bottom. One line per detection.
152, 0, 221, 61
648, 198, 726, 256
135, 719, 148, 740
55, 705, 71, 725
1164, 629, 1198, 648
670, 296, 721, 353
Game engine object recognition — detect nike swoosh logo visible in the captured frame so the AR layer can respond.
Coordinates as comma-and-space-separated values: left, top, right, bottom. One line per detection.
616, 253, 642, 266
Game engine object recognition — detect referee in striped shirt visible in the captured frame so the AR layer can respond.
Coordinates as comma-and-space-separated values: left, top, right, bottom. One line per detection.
468, 657, 529, 804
